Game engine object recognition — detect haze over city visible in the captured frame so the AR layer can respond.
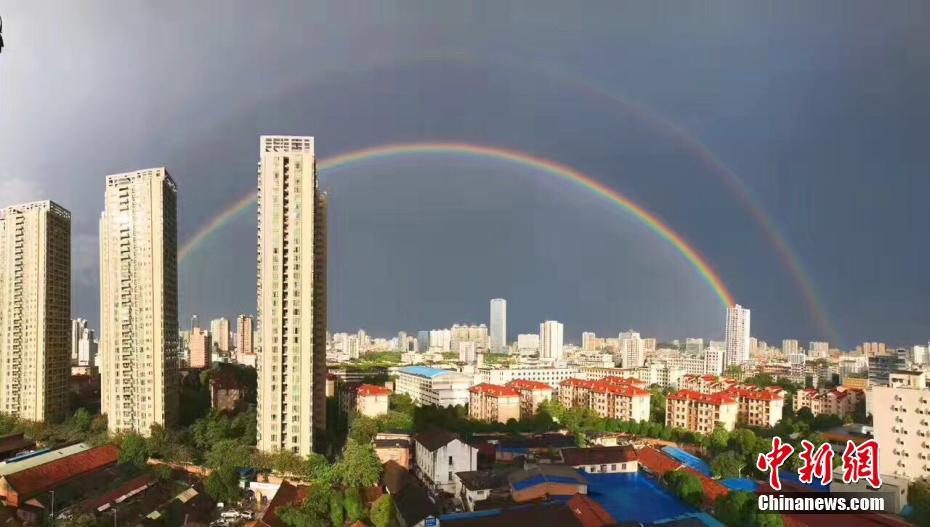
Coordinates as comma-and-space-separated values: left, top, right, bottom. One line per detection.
2, 1, 929, 348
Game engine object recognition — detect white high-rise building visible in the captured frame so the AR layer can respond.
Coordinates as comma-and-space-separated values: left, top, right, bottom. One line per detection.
704, 348, 725, 375
211, 317, 231, 354
78, 328, 98, 367
516, 334, 540, 355
489, 298, 507, 354
724, 304, 751, 366
782, 339, 800, 356
0, 201, 71, 422
71, 318, 89, 363
911, 345, 929, 366
256, 136, 327, 456
581, 332, 597, 352
429, 329, 452, 352
685, 338, 704, 355
808, 341, 830, 359
539, 321, 564, 361
618, 330, 645, 369
99, 168, 179, 434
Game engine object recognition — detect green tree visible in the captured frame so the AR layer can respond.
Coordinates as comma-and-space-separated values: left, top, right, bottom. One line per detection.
56, 512, 102, 527
650, 388, 667, 423
344, 487, 366, 522
370, 494, 394, 527
715, 490, 783, 527
909, 480, 930, 527
204, 465, 243, 504
278, 486, 333, 527
118, 433, 150, 467
336, 440, 383, 488
349, 414, 380, 444
710, 425, 730, 451
663, 470, 703, 506
710, 451, 744, 478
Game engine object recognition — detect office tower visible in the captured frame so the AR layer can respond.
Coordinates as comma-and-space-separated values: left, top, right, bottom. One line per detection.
489, 298, 507, 353
99, 168, 179, 435
417, 331, 429, 353
539, 321, 564, 360
71, 318, 89, 363
256, 136, 327, 456
236, 315, 254, 355
0, 201, 70, 422
189, 327, 211, 369
685, 338, 704, 355
190, 314, 198, 334
581, 332, 596, 352
396, 331, 408, 351
808, 341, 829, 359
724, 304, 751, 366
77, 328, 98, 367
210, 317, 230, 354
619, 330, 645, 368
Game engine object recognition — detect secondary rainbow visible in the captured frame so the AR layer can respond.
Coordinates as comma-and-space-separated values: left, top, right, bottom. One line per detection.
179, 142, 735, 307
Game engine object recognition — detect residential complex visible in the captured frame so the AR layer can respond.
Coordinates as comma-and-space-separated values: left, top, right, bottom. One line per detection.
0, 201, 71, 422
468, 383, 520, 423
99, 169, 179, 435
236, 314, 254, 355
506, 379, 553, 419
793, 387, 864, 418
210, 317, 230, 354
559, 377, 650, 422
255, 136, 328, 455
189, 327, 211, 369
665, 390, 738, 433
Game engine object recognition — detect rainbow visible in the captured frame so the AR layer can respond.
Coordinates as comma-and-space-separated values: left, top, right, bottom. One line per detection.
179, 142, 735, 307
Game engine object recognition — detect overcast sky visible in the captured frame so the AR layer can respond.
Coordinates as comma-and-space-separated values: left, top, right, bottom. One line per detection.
1, 1, 928, 348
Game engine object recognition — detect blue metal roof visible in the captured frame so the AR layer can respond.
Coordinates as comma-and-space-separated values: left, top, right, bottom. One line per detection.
399, 366, 453, 378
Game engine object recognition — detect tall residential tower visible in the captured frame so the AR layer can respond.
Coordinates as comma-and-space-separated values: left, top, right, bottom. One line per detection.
256, 136, 327, 455
0, 201, 71, 422
99, 168, 179, 435
724, 304, 751, 366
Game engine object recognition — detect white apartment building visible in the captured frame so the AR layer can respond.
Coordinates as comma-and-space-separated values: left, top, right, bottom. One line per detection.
782, 339, 800, 356
582, 332, 597, 351
516, 333, 540, 356
618, 330, 645, 369
704, 348, 725, 376
255, 136, 327, 456
429, 329, 452, 352
480, 366, 579, 389
99, 169, 179, 434
685, 338, 704, 355
396, 366, 472, 407
489, 298, 507, 353
539, 320, 564, 361
872, 370, 930, 480
0, 201, 71, 422
809, 341, 830, 359
724, 304, 751, 366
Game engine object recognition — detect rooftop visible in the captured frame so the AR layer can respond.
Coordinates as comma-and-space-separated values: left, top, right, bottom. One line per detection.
399, 365, 454, 379
667, 390, 736, 405
561, 445, 638, 466
507, 379, 553, 391
0, 443, 92, 477
415, 429, 461, 452
456, 470, 507, 491
470, 383, 521, 397
4, 444, 119, 499
357, 383, 393, 396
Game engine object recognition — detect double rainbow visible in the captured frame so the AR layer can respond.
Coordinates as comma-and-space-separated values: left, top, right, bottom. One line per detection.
178, 142, 735, 307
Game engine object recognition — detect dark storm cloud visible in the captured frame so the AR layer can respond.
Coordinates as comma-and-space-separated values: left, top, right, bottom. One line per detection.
1, 0, 928, 347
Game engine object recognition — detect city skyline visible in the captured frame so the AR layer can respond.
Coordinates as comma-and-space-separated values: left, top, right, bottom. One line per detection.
3, 2, 930, 348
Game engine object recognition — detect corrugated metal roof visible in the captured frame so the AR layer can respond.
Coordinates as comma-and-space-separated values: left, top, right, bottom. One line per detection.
0, 443, 91, 476
399, 366, 453, 378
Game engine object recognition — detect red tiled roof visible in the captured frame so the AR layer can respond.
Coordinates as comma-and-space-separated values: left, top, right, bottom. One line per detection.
723, 387, 784, 401
600, 376, 647, 387
560, 378, 649, 397
4, 444, 119, 499
507, 379, 552, 392
566, 494, 618, 527
667, 389, 736, 405
469, 383, 520, 398
357, 383, 392, 396
255, 480, 310, 527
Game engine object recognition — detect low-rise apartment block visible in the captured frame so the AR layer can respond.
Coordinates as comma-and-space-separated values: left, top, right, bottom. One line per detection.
505, 379, 552, 419
665, 390, 738, 433
794, 387, 864, 418
468, 383, 520, 423
559, 377, 650, 422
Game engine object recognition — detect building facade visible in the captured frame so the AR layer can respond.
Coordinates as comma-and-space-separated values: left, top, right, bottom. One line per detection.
99, 169, 179, 434
210, 317, 230, 354
872, 371, 930, 480
189, 327, 211, 369
665, 390, 738, 433
724, 304, 751, 366
255, 136, 327, 455
0, 201, 71, 422
539, 320, 563, 361
489, 298, 506, 354
468, 383, 520, 423
396, 366, 472, 407
559, 377, 650, 422
236, 314, 254, 358
506, 379, 553, 419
